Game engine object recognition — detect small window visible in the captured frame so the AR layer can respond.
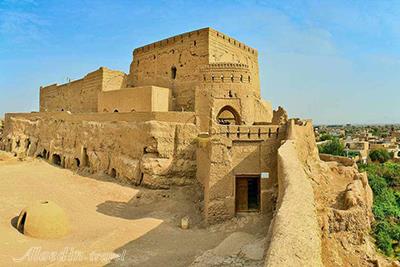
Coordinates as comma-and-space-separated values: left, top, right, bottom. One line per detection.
114, 109, 119, 113
203, 75, 206, 81
221, 74, 224, 82
171, 66, 177, 79
137, 60, 139, 66
211, 75, 215, 82
230, 74, 234, 82
240, 75, 243, 82
194, 40, 197, 46
248, 76, 251, 82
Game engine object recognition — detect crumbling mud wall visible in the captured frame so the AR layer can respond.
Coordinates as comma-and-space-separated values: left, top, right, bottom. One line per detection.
265, 119, 380, 267
1, 112, 198, 188
265, 120, 323, 267
319, 153, 356, 167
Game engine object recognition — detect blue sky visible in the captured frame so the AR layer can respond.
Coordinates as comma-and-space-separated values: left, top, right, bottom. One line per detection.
0, 0, 399, 124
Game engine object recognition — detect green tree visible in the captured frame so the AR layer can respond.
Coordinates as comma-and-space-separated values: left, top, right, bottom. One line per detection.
359, 162, 400, 259
318, 138, 344, 156
369, 149, 392, 163
319, 134, 334, 141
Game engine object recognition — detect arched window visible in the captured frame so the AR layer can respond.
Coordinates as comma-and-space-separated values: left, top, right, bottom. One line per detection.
216, 106, 241, 125
171, 66, 177, 79
113, 109, 119, 113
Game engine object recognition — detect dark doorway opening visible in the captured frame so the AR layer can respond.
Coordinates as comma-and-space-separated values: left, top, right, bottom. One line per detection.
235, 175, 260, 212
74, 158, 80, 168
52, 154, 62, 166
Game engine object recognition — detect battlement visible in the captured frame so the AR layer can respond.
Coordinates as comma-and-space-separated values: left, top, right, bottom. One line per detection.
209, 28, 258, 56
132, 27, 257, 56
40, 67, 127, 113
133, 28, 209, 55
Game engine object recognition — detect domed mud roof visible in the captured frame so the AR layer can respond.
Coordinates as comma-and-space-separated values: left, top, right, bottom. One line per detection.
17, 200, 70, 239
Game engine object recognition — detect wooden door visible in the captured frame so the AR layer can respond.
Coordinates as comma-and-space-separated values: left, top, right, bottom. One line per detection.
236, 178, 248, 211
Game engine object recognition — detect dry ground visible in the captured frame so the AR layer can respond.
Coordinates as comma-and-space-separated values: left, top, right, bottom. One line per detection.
0, 151, 271, 267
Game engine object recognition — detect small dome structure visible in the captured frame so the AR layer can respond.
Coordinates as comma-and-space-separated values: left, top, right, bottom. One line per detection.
16, 201, 70, 239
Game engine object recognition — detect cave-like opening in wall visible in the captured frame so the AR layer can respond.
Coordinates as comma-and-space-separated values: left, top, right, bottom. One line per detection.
51, 154, 62, 166
217, 105, 241, 125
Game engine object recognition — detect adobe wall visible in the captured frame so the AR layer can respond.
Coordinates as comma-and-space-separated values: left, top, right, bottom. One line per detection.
1, 112, 198, 188
208, 28, 260, 97
196, 123, 286, 224
127, 28, 262, 113
98, 86, 171, 113
40, 67, 127, 113
4, 111, 196, 124
319, 153, 356, 167
196, 63, 272, 131
127, 28, 210, 111
265, 120, 323, 267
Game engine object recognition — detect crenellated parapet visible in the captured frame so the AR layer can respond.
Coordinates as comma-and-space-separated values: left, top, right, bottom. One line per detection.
133, 28, 207, 56
209, 28, 258, 56
132, 27, 258, 57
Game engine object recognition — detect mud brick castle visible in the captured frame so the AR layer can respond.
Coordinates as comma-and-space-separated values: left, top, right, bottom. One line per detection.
2, 28, 308, 224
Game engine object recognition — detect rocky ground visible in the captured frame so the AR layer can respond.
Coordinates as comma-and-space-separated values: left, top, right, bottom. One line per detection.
0, 151, 271, 267
306, 157, 395, 267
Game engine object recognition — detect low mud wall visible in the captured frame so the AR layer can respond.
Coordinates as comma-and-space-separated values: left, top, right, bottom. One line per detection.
319, 153, 355, 167
265, 120, 323, 267
1, 112, 198, 188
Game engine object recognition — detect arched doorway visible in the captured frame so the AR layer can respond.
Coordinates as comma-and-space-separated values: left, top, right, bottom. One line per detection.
217, 106, 241, 125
